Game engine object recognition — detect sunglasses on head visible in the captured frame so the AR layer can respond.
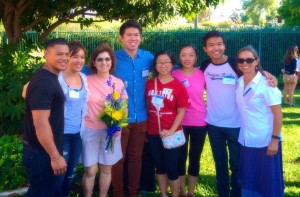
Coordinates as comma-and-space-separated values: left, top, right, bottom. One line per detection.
237, 58, 256, 64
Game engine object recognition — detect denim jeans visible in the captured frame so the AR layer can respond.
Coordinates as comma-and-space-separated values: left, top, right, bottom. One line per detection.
207, 124, 241, 197
22, 143, 61, 197
57, 133, 82, 196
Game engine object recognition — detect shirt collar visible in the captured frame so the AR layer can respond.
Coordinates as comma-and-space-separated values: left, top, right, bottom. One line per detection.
252, 71, 263, 84
120, 48, 141, 58
238, 71, 263, 87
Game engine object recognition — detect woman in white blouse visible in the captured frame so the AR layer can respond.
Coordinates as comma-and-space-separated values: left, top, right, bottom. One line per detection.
235, 45, 284, 197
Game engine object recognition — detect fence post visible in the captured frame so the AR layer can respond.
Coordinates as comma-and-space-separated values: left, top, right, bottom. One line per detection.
112, 31, 115, 50
258, 28, 262, 57
2, 32, 8, 45
161, 32, 164, 49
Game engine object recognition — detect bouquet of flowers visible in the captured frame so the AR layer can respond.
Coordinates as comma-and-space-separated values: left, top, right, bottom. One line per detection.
99, 76, 128, 152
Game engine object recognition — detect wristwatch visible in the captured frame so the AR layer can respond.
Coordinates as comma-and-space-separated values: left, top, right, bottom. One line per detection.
272, 135, 280, 140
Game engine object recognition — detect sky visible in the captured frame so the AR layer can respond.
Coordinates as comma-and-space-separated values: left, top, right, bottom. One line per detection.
210, 0, 243, 22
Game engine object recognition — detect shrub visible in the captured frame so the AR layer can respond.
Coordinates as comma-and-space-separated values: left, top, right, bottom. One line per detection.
0, 135, 27, 191
0, 41, 43, 134
218, 21, 232, 28
199, 21, 217, 27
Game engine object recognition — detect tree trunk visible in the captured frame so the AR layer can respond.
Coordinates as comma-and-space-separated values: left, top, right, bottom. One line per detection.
1, 0, 30, 45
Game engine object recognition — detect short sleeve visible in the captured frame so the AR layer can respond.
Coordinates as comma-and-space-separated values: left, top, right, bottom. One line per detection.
176, 81, 190, 108
145, 79, 152, 96
199, 69, 206, 86
263, 85, 282, 106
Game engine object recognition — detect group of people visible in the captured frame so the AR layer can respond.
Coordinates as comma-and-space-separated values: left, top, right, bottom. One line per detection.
22, 19, 284, 197
282, 45, 300, 106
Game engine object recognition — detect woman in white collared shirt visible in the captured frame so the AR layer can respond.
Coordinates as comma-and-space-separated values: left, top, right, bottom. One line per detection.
235, 45, 284, 197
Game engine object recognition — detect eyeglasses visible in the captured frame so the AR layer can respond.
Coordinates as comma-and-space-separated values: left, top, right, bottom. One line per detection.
97, 57, 111, 62
157, 61, 172, 66
237, 58, 256, 64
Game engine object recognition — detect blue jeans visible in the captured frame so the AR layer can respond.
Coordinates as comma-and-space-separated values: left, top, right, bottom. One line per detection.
22, 143, 61, 197
207, 124, 241, 197
57, 133, 82, 196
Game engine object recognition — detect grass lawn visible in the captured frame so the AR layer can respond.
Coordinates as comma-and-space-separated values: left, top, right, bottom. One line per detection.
197, 91, 300, 196
139, 89, 300, 197
70, 89, 300, 196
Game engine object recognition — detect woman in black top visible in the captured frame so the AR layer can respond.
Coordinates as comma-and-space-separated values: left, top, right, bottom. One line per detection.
282, 46, 298, 106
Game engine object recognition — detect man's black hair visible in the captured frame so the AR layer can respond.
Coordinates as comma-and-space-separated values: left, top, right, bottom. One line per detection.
119, 19, 142, 36
202, 30, 225, 47
45, 38, 68, 48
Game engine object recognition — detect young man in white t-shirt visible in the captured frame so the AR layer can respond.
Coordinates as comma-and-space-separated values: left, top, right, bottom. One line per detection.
200, 30, 241, 197
201, 31, 278, 197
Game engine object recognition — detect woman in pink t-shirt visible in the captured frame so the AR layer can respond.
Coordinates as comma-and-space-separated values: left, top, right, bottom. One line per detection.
81, 44, 127, 197
172, 44, 207, 197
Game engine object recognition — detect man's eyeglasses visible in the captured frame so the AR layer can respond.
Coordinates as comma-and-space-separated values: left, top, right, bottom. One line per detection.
237, 58, 256, 64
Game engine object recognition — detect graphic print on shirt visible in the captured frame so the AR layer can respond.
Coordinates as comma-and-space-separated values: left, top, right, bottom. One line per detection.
202, 61, 241, 128
205, 71, 236, 84
148, 88, 174, 102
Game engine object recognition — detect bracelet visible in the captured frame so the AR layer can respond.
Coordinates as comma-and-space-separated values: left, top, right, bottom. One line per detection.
272, 135, 280, 140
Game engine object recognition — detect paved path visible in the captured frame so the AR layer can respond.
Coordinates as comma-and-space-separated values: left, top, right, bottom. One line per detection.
0, 187, 28, 197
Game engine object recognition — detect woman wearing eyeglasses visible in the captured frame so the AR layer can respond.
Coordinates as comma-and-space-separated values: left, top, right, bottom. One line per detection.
145, 50, 190, 197
235, 45, 284, 197
81, 44, 128, 197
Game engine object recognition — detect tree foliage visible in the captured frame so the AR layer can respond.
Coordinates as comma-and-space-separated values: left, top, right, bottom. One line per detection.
0, 0, 222, 45
0, 42, 43, 134
278, 0, 300, 26
197, 8, 213, 23
241, 0, 280, 25
230, 9, 243, 25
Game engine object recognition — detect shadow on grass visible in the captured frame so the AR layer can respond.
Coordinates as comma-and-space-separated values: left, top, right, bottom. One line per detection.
282, 111, 300, 125
284, 179, 300, 197
282, 119, 300, 125
67, 165, 300, 197
285, 192, 300, 197
70, 172, 218, 197
285, 180, 300, 188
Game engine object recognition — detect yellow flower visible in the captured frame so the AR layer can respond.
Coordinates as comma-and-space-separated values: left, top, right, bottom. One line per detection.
111, 110, 123, 121
105, 105, 113, 114
112, 91, 121, 100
